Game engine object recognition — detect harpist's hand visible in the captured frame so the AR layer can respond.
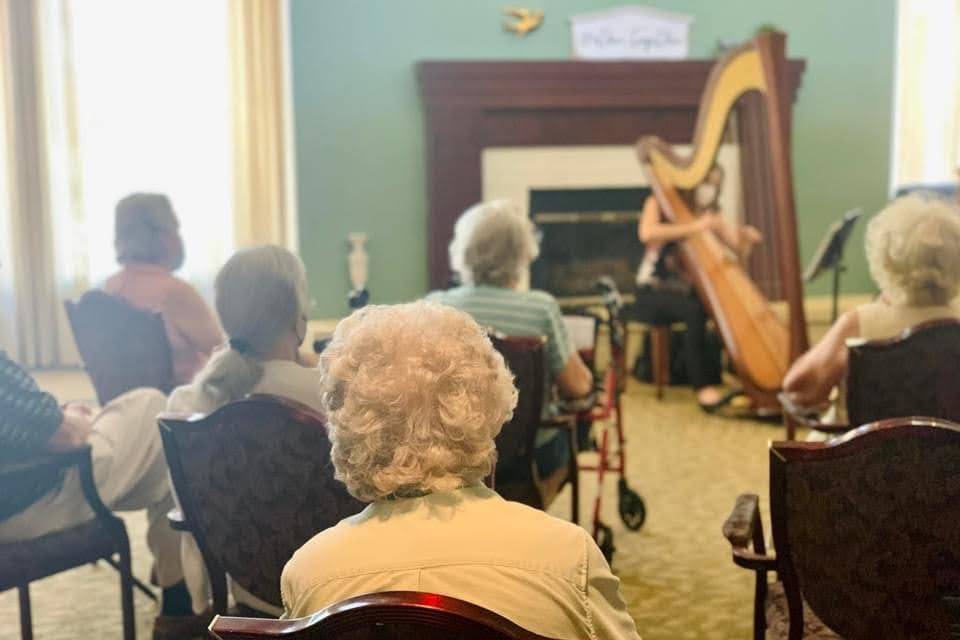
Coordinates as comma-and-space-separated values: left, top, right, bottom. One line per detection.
697, 212, 724, 233
740, 225, 762, 246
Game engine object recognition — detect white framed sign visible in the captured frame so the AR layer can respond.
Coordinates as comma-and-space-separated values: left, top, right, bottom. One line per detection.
570, 5, 693, 60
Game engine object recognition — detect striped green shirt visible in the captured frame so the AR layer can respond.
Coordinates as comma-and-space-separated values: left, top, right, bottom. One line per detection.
425, 285, 574, 376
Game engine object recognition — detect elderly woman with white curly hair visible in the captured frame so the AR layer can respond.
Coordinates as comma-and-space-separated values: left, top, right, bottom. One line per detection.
784, 194, 960, 410
281, 302, 640, 640
426, 200, 594, 483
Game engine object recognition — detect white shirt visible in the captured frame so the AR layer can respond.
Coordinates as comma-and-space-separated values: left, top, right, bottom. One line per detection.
167, 359, 323, 416
282, 485, 641, 640
167, 358, 323, 615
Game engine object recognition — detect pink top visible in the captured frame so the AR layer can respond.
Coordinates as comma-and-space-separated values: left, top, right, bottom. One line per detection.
104, 264, 223, 385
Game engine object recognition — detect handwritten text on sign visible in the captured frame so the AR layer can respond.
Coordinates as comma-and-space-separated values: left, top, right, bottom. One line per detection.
571, 7, 692, 60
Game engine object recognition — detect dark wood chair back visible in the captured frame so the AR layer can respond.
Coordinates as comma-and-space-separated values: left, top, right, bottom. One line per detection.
770, 417, 960, 639
488, 334, 547, 507
158, 395, 364, 613
65, 290, 175, 405
208, 591, 558, 639
847, 318, 960, 425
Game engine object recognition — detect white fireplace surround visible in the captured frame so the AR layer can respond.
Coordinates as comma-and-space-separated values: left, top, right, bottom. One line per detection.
482, 144, 744, 225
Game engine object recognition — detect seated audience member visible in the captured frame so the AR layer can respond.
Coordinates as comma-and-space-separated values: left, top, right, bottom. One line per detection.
104, 193, 222, 384
426, 199, 593, 478
783, 194, 960, 415
281, 302, 640, 640
0, 359, 195, 639
167, 245, 318, 616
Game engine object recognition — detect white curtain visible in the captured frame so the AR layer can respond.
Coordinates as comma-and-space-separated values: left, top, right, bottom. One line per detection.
893, 0, 960, 187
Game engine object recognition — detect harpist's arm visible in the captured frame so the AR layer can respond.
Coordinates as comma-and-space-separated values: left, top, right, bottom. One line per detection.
638, 196, 715, 244
782, 310, 860, 407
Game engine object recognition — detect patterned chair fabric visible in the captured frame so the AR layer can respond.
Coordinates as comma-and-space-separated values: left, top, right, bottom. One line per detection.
208, 591, 559, 639
159, 395, 364, 611
771, 418, 960, 639
846, 319, 960, 426
65, 290, 176, 405
764, 582, 840, 640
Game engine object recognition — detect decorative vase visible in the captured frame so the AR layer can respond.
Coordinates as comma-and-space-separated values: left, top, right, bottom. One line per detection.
347, 232, 369, 309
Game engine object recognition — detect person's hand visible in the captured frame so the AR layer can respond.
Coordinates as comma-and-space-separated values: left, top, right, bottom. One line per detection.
697, 212, 724, 233
48, 406, 94, 451
740, 225, 763, 246
61, 401, 94, 417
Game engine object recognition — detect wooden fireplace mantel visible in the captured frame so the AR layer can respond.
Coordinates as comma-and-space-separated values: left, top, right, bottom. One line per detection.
417, 58, 806, 290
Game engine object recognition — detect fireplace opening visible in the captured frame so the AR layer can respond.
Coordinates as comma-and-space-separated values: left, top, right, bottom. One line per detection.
530, 187, 650, 301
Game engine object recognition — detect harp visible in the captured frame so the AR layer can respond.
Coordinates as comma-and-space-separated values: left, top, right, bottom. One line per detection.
637, 31, 808, 413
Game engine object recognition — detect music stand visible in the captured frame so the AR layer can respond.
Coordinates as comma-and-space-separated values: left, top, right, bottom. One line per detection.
803, 208, 863, 323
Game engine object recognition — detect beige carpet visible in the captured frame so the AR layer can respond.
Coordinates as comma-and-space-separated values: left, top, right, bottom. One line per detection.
0, 371, 793, 639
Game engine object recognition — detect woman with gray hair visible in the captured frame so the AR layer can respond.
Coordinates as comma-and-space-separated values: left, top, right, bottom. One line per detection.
166, 245, 319, 616
104, 193, 222, 384
426, 200, 593, 483
281, 301, 640, 640
784, 194, 960, 410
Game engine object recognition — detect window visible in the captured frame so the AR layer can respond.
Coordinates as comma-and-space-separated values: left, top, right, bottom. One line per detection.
43, 0, 234, 295
892, 0, 960, 188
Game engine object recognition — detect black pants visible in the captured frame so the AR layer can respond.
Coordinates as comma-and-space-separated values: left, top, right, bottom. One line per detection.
628, 288, 721, 390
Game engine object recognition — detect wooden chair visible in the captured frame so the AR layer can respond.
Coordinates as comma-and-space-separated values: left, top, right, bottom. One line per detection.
648, 324, 672, 400
65, 290, 176, 405
0, 446, 136, 640
158, 395, 364, 614
781, 318, 960, 439
627, 322, 680, 401
208, 591, 558, 639
488, 334, 579, 524
723, 417, 960, 639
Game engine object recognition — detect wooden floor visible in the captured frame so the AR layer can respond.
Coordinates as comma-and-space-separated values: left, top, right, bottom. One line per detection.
0, 370, 794, 639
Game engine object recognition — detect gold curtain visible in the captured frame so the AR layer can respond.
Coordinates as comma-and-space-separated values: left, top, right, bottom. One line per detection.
229, 0, 297, 249
0, 0, 63, 366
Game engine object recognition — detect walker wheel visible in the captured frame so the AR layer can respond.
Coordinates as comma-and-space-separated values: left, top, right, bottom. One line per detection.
618, 479, 646, 531
596, 522, 616, 563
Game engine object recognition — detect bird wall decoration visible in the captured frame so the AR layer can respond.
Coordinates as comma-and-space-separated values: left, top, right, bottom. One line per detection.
503, 7, 544, 36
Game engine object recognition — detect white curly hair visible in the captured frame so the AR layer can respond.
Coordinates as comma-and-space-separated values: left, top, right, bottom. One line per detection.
319, 301, 518, 502
865, 194, 960, 306
448, 199, 540, 288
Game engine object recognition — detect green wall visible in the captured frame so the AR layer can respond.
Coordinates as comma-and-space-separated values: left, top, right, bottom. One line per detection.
290, 0, 896, 317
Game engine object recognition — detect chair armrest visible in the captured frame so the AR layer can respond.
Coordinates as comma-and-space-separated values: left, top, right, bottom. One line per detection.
0, 445, 113, 523
555, 391, 598, 415
71, 446, 118, 524
722, 494, 760, 548
167, 508, 189, 532
731, 548, 777, 571
722, 494, 777, 571
539, 414, 577, 430
210, 615, 310, 639
0, 445, 90, 479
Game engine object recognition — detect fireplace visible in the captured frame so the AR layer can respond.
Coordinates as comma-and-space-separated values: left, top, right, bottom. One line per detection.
417, 57, 806, 299
530, 188, 647, 299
